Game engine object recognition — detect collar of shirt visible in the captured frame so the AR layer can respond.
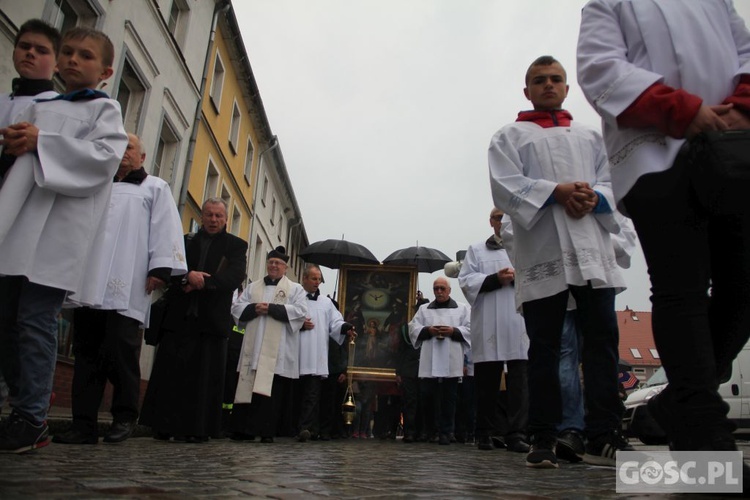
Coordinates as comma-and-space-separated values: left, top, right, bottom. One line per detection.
428, 298, 458, 309
485, 235, 504, 251
114, 166, 147, 185
307, 289, 320, 301
10, 77, 54, 98
516, 109, 573, 128
36, 88, 109, 103
264, 276, 281, 286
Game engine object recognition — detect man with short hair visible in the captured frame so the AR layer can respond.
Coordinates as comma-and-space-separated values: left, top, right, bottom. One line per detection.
139, 198, 247, 442
54, 133, 186, 445
408, 277, 471, 446
229, 246, 307, 443
459, 209, 530, 454
296, 264, 355, 442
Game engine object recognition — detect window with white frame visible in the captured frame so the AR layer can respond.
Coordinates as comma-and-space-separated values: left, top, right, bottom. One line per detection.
49, 0, 99, 34
243, 138, 254, 183
261, 176, 269, 206
116, 58, 148, 133
270, 197, 276, 225
630, 348, 643, 359
220, 184, 231, 209
167, 0, 190, 44
229, 101, 241, 153
649, 349, 660, 359
152, 118, 180, 186
209, 53, 225, 111
204, 161, 219, 202
278, 216, 283, 241
230, 205, 241, 236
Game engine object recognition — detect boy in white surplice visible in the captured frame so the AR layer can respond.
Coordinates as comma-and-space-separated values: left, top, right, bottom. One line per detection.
488, 55, 629, 469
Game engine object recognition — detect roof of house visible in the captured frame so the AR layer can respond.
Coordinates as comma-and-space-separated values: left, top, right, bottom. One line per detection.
617, 308, 660, 367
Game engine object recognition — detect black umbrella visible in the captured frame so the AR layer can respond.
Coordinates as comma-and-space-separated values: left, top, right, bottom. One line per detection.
383, 245, 452, 273
299, 239, 379, 269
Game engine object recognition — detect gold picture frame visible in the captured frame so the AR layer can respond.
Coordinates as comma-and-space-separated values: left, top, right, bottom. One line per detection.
338, 264, 417, 381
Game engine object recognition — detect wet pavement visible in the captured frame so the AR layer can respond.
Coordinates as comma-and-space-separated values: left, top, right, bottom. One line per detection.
3, 425, 743, 499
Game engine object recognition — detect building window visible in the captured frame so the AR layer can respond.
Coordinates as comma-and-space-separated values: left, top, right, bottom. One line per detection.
190, 218, 199, 233
270, 197, 276, 225
243, 138, 254, 183
116, 58, 148, 133
229, 101, 241, 154
633, 368, 646, 375
278, 216, 283, 241
261, 176, 268, 206
48, 0, 99, 33
630, 348, 642, 359
649, 348, 660, 359
220, 184, 231, 209
153, 118, 180, 186
204, 161, 219, 202
209, 53, 225, 111
230, 205, 241, 236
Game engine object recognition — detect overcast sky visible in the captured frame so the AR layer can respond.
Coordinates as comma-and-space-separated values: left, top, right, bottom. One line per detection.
234, 1, 750, 310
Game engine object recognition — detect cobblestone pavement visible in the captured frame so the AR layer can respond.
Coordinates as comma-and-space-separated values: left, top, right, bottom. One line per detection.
3, 431, 745, 499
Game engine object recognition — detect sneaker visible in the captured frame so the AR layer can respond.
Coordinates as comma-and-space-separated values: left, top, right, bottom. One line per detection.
0, 412, 50, 453
526, 436, 558, 469
506, 436, 531, 453
583, 431, 634, 467
556, 429, 585, 462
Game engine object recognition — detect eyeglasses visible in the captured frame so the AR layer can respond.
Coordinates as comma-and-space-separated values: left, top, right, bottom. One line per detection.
433, 286, 447, 291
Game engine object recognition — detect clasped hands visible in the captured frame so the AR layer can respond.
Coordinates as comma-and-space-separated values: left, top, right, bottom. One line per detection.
553, 182, 598, 219
428, 325, 453, 339
182, 270, 210, 293
0, 122, 39, 156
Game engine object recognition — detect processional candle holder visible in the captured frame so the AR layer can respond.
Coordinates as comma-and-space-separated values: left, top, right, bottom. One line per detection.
341, 334, 356, 426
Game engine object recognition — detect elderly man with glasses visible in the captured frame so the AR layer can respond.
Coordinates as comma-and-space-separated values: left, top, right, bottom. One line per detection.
228, 246, 307, 443
458, 208, 530, 453
408, 277, 470, 446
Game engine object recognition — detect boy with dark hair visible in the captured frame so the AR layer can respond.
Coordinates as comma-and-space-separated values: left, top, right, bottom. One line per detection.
0, 26, 127, 453
0, 18, 60, 418
488, 55, 630, 468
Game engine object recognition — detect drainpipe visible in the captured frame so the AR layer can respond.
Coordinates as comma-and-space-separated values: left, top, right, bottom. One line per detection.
247, 136, 279, 279
177, 0, 231, 217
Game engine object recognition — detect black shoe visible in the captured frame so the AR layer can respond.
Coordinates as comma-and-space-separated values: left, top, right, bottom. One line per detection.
491, 435, 506, 449
583, 431, 634, 467
477, 435, 494, 451
297, 429, 311, 442
0, 413, 51, 453
104, 421, 135, 443
260, 436, 274, 443
438, 434, 450, 445
153, 431, 171, 441
526, 436, 558, 469
556, 429, 585, 462
52, 428, 98, 445
506, 437, 530, 453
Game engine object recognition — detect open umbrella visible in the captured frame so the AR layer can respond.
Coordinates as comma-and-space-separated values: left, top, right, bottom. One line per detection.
299, 238, 379, 269
383, 245, 452, 273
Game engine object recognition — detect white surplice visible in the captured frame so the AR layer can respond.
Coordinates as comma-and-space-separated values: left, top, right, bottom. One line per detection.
299, 295, 346, 377
488, 121, 625, 306
458, 241, 528, 364
0, 98, 127, 295
232, 279, 307, 380
67, 175, 187, 326
408, 300, 471, 379
0, 90, 57, 127
577, 0, 750, 206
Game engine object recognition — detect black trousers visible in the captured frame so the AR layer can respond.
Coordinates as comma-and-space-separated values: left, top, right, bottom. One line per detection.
229, 375, 292, 438
298, 374, 323, 433
420, 377, 459, 436
71, 308, 142, 433
623, 155, 750, 439
319, 372, 347, 438
475, 360, 528, 440
400, 375, 422, 438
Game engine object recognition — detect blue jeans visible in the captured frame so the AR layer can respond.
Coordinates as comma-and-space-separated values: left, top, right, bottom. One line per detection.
558, 311, 584, 432
523, 285, 623, 441
0, 276, 66, 424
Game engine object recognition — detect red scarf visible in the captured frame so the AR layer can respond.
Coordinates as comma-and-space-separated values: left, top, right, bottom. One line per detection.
516, 109, 573, 128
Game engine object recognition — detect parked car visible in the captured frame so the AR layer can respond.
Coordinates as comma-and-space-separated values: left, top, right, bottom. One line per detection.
622, 342, 750, 445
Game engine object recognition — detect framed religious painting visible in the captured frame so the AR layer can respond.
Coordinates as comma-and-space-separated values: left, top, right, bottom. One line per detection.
338, 264, 417, 381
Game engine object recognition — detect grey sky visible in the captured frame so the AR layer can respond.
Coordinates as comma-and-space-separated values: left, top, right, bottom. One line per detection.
234, 0, 750, 310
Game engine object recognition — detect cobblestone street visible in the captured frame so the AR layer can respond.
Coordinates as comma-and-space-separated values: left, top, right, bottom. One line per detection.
2, 431, 743, 499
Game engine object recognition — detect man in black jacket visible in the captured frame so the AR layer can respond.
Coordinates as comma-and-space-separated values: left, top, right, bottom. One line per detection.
139, 198, 247, 442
